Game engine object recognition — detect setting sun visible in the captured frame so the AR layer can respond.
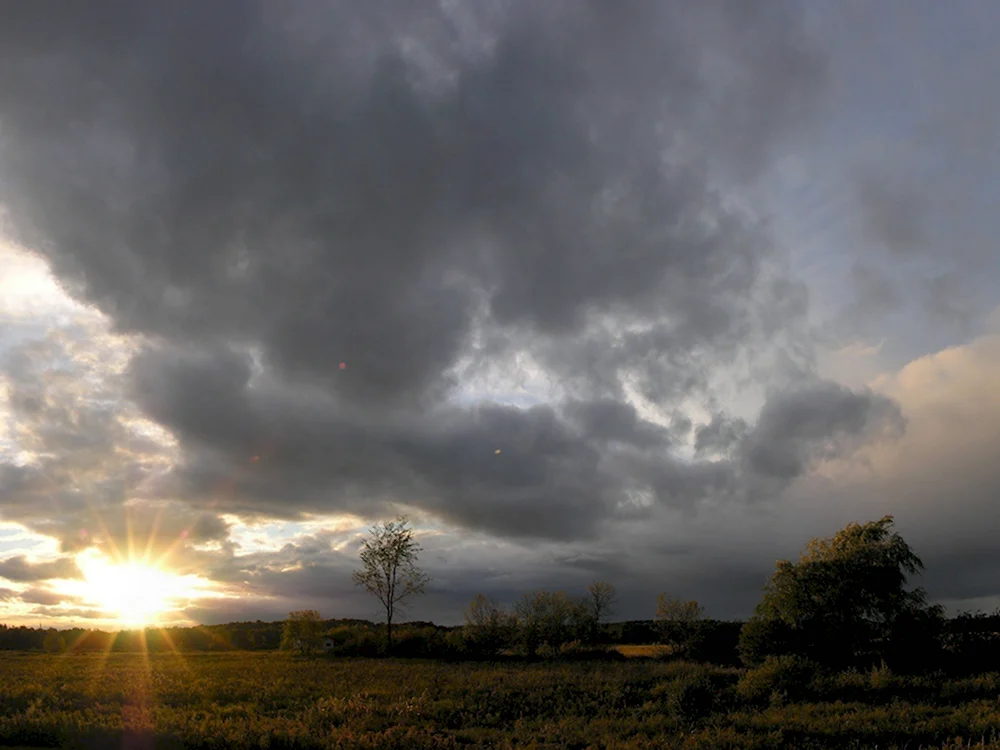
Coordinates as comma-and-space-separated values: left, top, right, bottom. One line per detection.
72, 550, 214, 627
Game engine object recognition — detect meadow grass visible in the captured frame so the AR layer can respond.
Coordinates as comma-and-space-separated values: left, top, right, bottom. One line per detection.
4, 651, 1000, 748
613, 644, 671, 659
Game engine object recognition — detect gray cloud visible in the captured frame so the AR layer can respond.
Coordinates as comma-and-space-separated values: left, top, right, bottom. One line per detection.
695, 414, 749, 457
742, 380, 905, 480
19, 587, 70, 606
826, 3, 1000, 342
856, 171, 927, 256
4, 1, 967, 625
0, 555, 81, 582
30, 606, 107, 621
0, 0, 823, 408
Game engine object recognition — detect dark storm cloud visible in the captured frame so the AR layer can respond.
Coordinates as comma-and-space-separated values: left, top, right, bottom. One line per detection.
0, 0, 910, 556
0, 555, 80, 582
0, 0, 824, 401
563, 399, 671, 449
742, 380, 905, 480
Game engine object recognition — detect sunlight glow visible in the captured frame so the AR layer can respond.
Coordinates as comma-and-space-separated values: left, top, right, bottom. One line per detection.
72, 549, 215, 627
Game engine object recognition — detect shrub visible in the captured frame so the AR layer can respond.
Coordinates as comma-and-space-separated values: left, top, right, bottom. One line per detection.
463, 595, 517, 658
324, 625, 383, 657
735, 654, 821, 706
513, 590, 594, 657
686, 621, 742, 666
42, 629, 65, 654
738, 616, 796, 667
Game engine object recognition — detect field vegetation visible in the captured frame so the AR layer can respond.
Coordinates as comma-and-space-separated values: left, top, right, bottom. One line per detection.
5, 651, 1000, 749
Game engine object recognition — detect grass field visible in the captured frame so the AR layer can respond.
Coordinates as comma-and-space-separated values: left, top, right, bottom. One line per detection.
613, 644, 672, 659
5, 652, 1000, 748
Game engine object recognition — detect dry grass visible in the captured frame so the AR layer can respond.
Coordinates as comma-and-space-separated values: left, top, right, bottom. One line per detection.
6, 652, 1000, 748
614, 643, 672, 658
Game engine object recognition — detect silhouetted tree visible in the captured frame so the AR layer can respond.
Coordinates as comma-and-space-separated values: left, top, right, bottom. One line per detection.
513, 591, 592, 657
655, 594, 705, 657
585, 581, 618, 643
463, 594, 516, 657
352, 515, 430, 652
739, 515, 941, 670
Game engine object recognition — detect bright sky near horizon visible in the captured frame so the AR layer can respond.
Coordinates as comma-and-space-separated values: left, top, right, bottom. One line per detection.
1, 1, 999, 629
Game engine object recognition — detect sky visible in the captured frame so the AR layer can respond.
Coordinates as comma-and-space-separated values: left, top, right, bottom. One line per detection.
0, 0, 999, 629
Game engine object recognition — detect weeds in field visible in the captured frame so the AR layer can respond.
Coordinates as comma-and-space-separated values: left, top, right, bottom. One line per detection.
6, 652, 1000, 748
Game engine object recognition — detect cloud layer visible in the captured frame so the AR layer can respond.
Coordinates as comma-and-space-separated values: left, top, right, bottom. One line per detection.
0, 1, 995, 625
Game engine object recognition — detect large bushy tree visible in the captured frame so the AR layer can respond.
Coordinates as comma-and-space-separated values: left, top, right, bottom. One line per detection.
739, 515, 943, 670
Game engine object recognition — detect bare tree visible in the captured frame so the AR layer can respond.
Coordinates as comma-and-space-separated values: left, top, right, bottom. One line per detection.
352, 515, 430, 652
584, 580, 618, 644
464, 594, 516, 658
587, 580, 618, 622
655, 594, 705, 657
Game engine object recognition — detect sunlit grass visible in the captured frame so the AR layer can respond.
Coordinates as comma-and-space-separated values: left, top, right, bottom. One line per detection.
615, 643, 672, 658
6, 652, 1000, 748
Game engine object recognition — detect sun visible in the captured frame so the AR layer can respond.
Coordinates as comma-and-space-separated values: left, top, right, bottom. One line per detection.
74, 549, 205, 627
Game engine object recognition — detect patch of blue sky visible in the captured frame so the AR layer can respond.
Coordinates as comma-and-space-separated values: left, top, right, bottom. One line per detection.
0, 522, 59, 560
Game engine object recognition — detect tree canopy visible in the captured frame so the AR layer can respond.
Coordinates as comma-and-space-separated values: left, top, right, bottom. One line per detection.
739, 515, 943, 670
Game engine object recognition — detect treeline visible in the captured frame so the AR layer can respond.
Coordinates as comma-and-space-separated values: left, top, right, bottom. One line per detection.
0, 620, 285, 652
6, 610, 1000, 674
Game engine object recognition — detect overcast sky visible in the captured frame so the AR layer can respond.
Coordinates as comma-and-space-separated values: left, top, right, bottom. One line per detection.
1, 0, 999, 629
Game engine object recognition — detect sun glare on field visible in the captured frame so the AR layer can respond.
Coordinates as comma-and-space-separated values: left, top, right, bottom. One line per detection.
74, 549, 211, 627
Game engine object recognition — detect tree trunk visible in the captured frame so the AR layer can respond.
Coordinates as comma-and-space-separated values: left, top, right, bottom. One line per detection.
386, 616, 393, 654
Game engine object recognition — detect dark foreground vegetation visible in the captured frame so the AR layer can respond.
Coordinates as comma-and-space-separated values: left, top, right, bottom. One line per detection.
7, 651, 1000, 749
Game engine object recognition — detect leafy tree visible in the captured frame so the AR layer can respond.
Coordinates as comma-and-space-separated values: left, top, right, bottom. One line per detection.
584, 580, 618, 643
42, 628, 65, 654
463, 594, 515, 657
513, 590, 593, 657
655, 595, 705, 657
352, 515, 430, 652
739, 515, 940, 670
281, 610, 325, 657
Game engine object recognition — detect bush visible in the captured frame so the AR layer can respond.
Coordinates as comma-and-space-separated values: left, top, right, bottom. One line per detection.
650, 662, 737, 724
656, 676, 716, 723
42, 629, 65, 654
324, 625, 383, 657
735, 655, 821, 706
392, 626, 440, 658
463, 595, 517, 658
513, 591, 594, 657
686, 621, 742, 666
737, 616, 798, 667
